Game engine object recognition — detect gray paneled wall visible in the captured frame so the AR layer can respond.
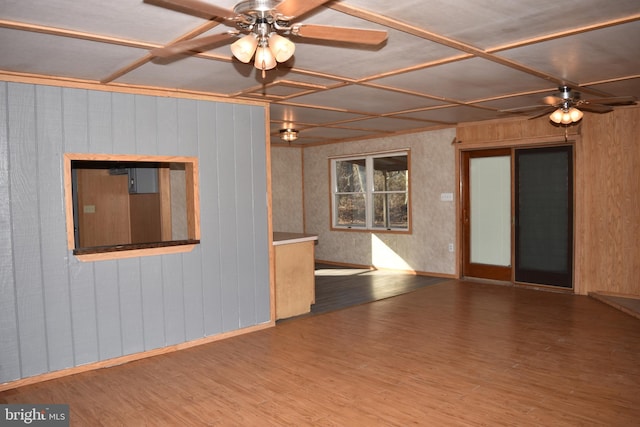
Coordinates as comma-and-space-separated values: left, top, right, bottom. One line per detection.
0, 82, 270, 384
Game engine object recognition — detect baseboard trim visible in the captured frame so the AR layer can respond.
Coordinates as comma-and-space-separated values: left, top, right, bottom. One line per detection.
0, 321, 275, 392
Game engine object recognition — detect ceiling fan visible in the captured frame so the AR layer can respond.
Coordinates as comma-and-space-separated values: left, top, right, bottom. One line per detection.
145, 0, 388, 77
510, 86, 637, 125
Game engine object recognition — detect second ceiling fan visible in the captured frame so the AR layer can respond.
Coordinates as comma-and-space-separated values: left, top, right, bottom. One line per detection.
146, 0, 388, 76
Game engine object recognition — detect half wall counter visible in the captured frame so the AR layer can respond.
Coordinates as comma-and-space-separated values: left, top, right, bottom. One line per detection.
273, 232, 318, 320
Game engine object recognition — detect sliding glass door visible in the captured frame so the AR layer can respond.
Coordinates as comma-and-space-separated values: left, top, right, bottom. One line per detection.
515, 146, 573, 288
462, 149, 512, 281
462, 146, 573, 288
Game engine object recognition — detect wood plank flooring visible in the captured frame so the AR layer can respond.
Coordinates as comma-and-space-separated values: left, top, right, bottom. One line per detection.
2, 280, 639, 426
310, 264, 447, 315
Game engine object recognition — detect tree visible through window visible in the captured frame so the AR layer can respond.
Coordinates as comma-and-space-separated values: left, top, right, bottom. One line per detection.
331, 151, 409, 231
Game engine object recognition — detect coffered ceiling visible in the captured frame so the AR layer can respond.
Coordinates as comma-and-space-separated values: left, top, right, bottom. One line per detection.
1, 0, 639, 145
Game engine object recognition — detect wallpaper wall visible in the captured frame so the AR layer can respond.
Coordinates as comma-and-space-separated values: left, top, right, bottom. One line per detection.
302, 128, 457, 276
271, 146, 304, 233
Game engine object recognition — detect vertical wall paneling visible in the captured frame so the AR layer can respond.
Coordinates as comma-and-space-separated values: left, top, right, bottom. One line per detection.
113, 93, 144, 354
7, 83, 48, 377
35, 85, 74, 372
179, 99, 204, 340
156, 97, 187, 345
94, 260, 123, 360
177, 98, 198, 157
0, 82, 270, 384
63, 88, 100, 366
140, 255, 166, 351
251, 106, 270, 323
161, 254, 186, 346
134, 95, 157, 155
87, 90, 113, 153
62, 88, 89, 153
216, 103, 241, 331
579, 109, 640, 295
234, 104, 258, 327
67, 259, 99, 366
111, 92, 136, 154
157, 97, 178, 154
0, 82, 22, 381
198, 102, 223, 336
117, 257, 144, 355
182, 245, 205, 340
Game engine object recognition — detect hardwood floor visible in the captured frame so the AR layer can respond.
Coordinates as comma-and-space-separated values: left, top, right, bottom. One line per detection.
2, 280, 639, 426
310, 264, 447, 315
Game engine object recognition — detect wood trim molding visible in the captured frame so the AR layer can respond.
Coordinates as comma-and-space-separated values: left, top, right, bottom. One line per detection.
0, 72, 268, 108
63, 153, 201, 261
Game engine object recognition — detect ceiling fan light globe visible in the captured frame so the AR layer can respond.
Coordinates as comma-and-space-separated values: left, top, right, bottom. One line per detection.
254, 46, 277, 70
569, 107, 583, 122
561, 111, 573, 125
269, 34, 295, 62
231, 34, 258, 63
550, 108, 564, 124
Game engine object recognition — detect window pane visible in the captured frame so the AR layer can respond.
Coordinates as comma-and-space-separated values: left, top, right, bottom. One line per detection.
373, 155, 407, 191
336, 159, 366, 192
373, 193, 408, 229
335, 194, 366, 227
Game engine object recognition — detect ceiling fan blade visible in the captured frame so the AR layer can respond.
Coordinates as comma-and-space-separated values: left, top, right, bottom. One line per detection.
276, 0, 332, 19
578, 103, 614, 114
144, 0, 236, 20
293, 24, 388, 45
152, 32, 237, 58
542, 95, 562, 106
581, 95, 637, 106
527, 106, 556, 120
500, 104, 548, 113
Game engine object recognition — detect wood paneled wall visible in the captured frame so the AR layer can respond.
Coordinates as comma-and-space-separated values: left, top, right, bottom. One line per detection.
0, 82, 271, 384
577, 107, 640, 296
456, 107, 640, 296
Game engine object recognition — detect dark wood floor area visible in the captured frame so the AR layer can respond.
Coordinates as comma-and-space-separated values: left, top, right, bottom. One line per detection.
2, 280, 639, 426
311, 264, 447, 315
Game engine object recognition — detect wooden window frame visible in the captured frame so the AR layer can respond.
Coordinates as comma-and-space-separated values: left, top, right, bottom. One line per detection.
63, 153, 200, 261
329, 150, 411, 233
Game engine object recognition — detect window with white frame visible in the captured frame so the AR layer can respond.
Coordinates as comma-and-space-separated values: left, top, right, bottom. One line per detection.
331, 151, 410, 231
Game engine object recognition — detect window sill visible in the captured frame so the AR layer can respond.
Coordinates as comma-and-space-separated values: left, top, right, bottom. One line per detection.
331, 227, 411, 234
73, 240, 200, 262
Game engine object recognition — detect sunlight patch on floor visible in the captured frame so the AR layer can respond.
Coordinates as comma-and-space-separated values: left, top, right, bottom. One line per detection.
314, 268, 372, 276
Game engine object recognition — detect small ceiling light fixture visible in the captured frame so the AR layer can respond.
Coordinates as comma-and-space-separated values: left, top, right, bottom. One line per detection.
279, 128, 299, 142
549, 103, 584, 125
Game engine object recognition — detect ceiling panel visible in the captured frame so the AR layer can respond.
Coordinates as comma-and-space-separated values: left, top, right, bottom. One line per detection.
499, 21, 640, 85
337, 116, 443, 132
371, 57, 555, 101
286, 84, 448, 114
0, 0, 637, 144
343, 0, 640, 49
393, 105, 508, 124
0, 28, 148, 81
270, 103, 367, 126
0, 0, 209, 42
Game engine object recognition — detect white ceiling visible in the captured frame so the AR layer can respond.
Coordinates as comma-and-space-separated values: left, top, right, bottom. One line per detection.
1, 0, 639, 145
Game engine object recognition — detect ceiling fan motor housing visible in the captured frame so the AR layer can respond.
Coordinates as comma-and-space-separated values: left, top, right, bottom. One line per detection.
235, 0, 282, 17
